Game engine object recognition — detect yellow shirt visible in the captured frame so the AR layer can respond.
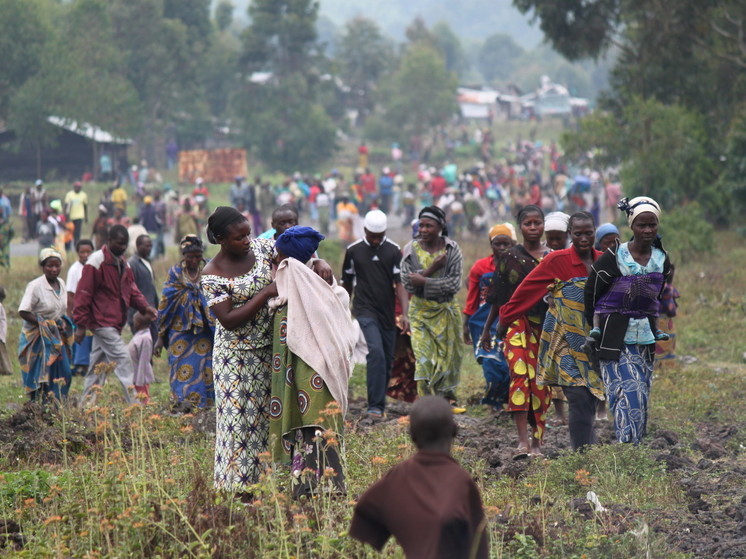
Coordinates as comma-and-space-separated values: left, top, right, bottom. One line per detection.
64, 190, 88, 220
111, 188, 128, 210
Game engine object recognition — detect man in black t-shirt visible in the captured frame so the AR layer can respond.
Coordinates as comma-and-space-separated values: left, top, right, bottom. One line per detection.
342, 210, 409, 417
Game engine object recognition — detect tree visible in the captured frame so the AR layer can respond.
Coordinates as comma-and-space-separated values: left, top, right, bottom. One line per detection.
0, 0, 50, 121
241, 0, 321, 76
477, 33, 524, 83
336, 17, 394, 125
109, 0, 211, 158
215, 1, 234, 32
432, 22, 469, 77
562, 97, 720, 221
512, 0, 621, 61
237, 75, 336, 172
373, 44, 458, 138
10, 0, 142, 146
234, 0, 336, 170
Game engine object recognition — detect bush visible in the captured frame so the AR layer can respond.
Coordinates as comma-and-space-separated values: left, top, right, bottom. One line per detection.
658, 202, 714, 264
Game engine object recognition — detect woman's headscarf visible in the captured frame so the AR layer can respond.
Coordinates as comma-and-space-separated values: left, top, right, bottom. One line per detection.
544, 211, 570, 232
275, 226, 325, 263
39, 247, 62, 265
180, 234, 203, 255
489, 223, 517, 241
595, 222, 619, 245
418, 205, 448, 236
618, 196, 661, 226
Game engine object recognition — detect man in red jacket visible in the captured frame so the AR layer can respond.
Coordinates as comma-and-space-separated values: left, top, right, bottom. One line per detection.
74, 225, 157, 404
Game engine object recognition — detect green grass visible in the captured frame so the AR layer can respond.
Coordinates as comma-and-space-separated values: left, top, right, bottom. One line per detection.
0, 222, 743, 556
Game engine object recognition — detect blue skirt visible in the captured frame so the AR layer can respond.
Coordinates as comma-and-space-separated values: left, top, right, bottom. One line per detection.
600, 344, 654, 444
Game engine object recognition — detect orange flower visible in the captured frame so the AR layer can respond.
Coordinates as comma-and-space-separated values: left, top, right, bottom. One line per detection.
371, 456, 388, 465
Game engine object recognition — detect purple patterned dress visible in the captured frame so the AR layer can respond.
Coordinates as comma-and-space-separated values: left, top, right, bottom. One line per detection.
201, 238, 275, 491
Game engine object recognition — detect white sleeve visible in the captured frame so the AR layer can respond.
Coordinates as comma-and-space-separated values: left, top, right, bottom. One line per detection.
67, 263, 81, 294
18, 280, 38, 314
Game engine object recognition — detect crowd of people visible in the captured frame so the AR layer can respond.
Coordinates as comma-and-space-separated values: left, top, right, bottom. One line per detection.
1, 149, 682, 557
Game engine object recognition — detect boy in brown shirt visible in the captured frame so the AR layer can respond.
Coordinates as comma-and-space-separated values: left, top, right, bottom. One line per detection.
350, 396, 489, 559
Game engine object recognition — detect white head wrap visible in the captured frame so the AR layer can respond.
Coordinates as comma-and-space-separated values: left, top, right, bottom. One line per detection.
544, 211, 571, 232
618, 196, 661, 227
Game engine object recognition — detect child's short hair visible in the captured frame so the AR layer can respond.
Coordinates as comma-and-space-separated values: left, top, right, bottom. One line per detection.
409, 396, 458, 449
132, 311, 152, 330
0, 285, 6, 302
76, 239, 94, 252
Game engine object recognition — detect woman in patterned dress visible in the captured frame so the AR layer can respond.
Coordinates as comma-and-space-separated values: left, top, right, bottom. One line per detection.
400, 206, 464, 410
480, 205, 551, 458
586, 197, 670, 444
201, 208, 279, 499
154, 235, 215, 409
488, 212, 603, 452
269, 226, 353, 498
201, 208, 333, 499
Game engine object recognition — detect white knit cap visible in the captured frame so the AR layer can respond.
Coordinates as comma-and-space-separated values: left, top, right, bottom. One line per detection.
364, 210, 388, 233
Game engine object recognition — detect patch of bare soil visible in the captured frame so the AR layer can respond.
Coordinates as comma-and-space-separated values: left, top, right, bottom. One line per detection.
0, 403, 97, 464
348, 397, 746, 558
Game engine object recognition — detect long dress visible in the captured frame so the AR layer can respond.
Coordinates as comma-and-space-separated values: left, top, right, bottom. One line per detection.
269, 304, 345, 498
403, 240, 464, 400
201, 238, 275, 491
158, 263, 215, 408
488, 245, 551, 441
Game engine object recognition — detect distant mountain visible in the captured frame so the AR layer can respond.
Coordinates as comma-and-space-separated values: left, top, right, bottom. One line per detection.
228, 0, 544, 48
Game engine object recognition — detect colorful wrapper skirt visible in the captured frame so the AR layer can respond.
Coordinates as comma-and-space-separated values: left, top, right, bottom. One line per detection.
600, 344, 654, 444
505, 315, 551, 441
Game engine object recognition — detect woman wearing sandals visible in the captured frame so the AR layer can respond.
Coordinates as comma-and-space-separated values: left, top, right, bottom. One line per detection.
481, 205, 551, 458
401, 206, 465, 412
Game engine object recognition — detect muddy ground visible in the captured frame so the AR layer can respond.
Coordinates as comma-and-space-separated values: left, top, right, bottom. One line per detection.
0, 400, 743, 557
348, 398, 746, 559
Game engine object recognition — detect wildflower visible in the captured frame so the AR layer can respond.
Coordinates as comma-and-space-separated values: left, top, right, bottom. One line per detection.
371, 456, 388, 465
257, 451, 271, 463
322, 467, 337, 478
485, 506, 501, 517
575, 469, 595, 487
44, 515, 64, 525
293, 513, 308, 522
396, 416, 410, 426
